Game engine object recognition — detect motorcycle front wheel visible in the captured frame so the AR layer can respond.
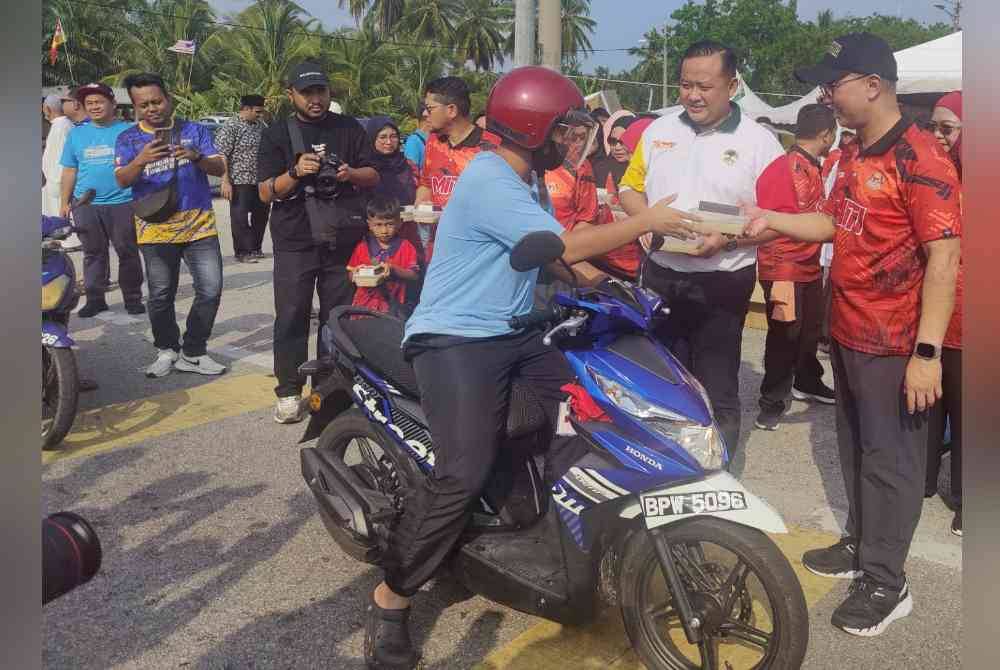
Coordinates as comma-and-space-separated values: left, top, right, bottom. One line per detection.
619, 518, 808, 670
42, 346, 79, 450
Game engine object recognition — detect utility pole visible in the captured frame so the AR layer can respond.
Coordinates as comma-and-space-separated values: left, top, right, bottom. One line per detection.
514, 0, 536, 68
933, 0, 962, 30
662, 27, 669, 108
538, 0, 561, 72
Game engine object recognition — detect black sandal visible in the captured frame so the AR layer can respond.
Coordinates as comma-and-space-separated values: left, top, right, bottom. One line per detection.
364, 595, 419, 670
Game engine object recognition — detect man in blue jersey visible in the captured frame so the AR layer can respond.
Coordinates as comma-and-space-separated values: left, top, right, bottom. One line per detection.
60, 82, 144, 317
364, 66, 702, 670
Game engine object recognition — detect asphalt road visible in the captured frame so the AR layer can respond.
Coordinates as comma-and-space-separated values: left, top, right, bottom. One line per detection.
42, 200, 961, 669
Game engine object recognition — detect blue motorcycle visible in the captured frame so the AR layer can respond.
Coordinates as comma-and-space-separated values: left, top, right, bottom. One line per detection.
41, 190, 93, 449
299, 232, 808, 669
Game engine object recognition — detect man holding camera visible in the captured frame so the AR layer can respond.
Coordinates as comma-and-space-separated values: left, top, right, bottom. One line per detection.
258, 61, 379, 424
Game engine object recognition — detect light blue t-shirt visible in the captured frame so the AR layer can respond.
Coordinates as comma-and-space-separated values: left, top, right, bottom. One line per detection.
402, 130, 427, 170
59, 120, 132, 204
404, 152, 564, 342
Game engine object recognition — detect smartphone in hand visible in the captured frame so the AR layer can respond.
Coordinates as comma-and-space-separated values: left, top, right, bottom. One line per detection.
154, 128, 171, 147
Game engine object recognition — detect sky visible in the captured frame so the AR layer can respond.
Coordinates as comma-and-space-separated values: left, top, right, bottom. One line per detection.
211, 0, 951, 73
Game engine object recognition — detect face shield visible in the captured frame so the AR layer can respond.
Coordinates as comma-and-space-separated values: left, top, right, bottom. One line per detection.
549, 109, 600, 172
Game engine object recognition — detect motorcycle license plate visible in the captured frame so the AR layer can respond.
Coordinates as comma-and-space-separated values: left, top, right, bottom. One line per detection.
641, 490, 748, 519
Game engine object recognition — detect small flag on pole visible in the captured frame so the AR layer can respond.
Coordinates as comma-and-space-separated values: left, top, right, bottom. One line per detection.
167, 39, 197, 55
50, 17, 67, 65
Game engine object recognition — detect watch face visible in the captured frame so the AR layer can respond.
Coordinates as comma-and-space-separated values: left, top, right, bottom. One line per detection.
916, 343, 937, 358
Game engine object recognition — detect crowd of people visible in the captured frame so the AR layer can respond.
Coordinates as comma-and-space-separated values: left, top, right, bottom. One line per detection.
41, 28, 962, 662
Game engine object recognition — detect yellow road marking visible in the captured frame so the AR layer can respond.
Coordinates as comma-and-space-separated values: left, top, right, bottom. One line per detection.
476, 526, 839, 670
42, 373, 278, 464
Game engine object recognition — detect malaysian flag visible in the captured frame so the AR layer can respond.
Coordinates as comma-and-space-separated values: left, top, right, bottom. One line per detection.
167, 39, 196, 55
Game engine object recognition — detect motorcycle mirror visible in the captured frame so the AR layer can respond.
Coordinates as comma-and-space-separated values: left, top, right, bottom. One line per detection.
510, 231, 566, 272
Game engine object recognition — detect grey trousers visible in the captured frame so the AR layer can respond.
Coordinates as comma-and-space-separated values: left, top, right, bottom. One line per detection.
74, 201, 143, 305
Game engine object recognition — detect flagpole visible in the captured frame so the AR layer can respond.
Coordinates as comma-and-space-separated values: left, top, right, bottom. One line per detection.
64, 43, 77, 86
187, 52, 195, 95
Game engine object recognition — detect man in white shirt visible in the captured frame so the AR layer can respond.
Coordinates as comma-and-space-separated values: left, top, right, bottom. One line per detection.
620, 41, 795, 475
42, 94, 75, 216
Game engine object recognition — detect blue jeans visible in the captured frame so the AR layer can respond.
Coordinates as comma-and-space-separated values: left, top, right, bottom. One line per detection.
139, 235, 223, 357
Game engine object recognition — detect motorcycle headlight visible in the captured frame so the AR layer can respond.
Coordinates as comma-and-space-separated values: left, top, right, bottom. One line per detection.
42, 275, 70, 311
591, 370, 725, 470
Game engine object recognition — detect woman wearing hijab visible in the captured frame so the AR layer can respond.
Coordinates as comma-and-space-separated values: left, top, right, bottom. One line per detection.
925, 91, 963, 537
592, 110, 635, 193
365, 116, 418, 206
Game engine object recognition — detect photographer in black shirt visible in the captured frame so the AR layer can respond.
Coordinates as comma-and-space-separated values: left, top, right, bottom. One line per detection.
258, 61, 379, 424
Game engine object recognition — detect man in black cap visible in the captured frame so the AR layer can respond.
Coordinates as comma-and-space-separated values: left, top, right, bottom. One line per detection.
216, 94, 269, 262
257, 61, 379, 424
744, 32, 961, 636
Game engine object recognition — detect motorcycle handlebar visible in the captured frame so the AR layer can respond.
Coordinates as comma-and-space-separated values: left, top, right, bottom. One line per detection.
509, 304, 565, 331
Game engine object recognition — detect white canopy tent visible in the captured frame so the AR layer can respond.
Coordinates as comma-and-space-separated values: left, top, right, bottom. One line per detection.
894, 31, 962, 94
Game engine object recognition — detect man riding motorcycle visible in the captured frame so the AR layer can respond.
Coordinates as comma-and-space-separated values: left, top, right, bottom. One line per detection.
364, 66, 702, 670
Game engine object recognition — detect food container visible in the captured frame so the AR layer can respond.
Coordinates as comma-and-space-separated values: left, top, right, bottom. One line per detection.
687, 201, 749, 236
353, 264, 388, 287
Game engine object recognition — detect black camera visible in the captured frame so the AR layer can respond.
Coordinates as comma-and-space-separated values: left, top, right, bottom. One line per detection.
312, 152, 345, 199
43, 512, 102, 605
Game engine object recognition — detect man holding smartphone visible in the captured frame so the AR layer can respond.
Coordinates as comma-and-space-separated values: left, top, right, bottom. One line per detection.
115, 72, 229, 379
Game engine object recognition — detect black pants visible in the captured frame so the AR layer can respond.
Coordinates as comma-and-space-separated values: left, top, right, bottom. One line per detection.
830, 341, 928, 590
926, 347, 962, 504
759, 278, 825, 413
74, 202, 144, 304
230, 185, 269, 256
383, 330, 572, 597
644, 263, 756, 474
272, 245, 354, 398
821, 266, 833, 342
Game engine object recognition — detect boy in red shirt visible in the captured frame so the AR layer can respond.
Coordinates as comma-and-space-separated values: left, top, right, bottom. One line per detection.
348, 195, 419, 317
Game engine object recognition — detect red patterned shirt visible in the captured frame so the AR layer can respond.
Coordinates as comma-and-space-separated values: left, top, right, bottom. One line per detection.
348, 236, 419, 313
757, 147, 824, 282
821, 119, 962, 356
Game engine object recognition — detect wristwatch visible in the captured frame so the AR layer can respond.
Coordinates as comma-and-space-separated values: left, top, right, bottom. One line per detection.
288, 163, 300, 180
914, 343, 941, 360
190, 149, 204, 163
723, 238, 739, 253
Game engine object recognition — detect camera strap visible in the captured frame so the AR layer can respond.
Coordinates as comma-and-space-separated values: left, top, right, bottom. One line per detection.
288, 114, 340, 248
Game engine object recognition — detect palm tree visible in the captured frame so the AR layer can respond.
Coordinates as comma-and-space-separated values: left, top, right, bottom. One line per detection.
338, 0, 407, 37
325, 28, 396, 116
113, 0, 222, 103
212, 0, 322, 114
561, 0, 596, 62
42, 0, 136, 85
385, 43, 448, 118
452, 0, 508, 71
395, 0, 460, 43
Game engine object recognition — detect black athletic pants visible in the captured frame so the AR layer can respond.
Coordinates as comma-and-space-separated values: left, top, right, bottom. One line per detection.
383, 330, 572, 597
758, 278, 825, 413
643, 263, 757, 475
926, 347, 962, 503
272, 245, 354, 398
230, 184, 269, 256
830, 341, 928, 590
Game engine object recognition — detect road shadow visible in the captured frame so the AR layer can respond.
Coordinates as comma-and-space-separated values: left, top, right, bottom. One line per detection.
42, 483, 316, 669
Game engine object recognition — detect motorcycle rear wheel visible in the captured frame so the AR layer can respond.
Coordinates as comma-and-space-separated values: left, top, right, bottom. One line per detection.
619, 518, 808, 670
42, 346, 79, 450
317, 408, 424, 559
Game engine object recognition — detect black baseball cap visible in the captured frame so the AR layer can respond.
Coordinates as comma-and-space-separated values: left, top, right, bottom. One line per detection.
287, 62, 330, 91
795, 32, 898, 86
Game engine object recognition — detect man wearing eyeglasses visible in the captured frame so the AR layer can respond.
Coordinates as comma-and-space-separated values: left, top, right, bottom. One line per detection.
744, 33, 961, 637
413, 77, 501, 263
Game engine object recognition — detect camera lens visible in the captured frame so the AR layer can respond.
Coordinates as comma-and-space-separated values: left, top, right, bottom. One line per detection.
43, 512, 102, 605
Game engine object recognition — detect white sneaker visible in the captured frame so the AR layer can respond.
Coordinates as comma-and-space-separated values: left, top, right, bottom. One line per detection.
174, 353, 227, 376
146, 349, 179, 378
274, 396, 305, 424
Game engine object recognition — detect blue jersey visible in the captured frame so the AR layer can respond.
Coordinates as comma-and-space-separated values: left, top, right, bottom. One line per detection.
404, 152, 563, 342
60, 121, 133, 204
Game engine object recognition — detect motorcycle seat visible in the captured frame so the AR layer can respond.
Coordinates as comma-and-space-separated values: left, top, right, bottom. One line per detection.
330, 307, 547, 439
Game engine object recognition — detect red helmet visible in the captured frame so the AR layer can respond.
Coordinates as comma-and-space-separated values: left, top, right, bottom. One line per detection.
486, 66, 588, 151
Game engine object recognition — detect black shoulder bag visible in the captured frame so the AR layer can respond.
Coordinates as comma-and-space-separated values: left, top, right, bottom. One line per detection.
133, 124, 181, 223
287, 116, 366, 250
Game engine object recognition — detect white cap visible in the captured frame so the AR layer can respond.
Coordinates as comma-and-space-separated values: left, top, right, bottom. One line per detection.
328, 101, 343, 114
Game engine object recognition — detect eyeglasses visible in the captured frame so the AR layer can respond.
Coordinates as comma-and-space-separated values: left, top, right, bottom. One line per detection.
376, 133, 399, 142
607, 137, 624, 147
421, 103, 447, 113
926, 121, 961, 135
820, 74, 872, 97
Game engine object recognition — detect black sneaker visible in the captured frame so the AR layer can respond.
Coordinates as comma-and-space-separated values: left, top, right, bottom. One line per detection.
253, 249, 266, 259
952, 509, 962, 536
364, 598, 419, 670
802, 537, 861, 579
754, 408, 782, 431
832, 576, 913, 637
125, 302, 146, 315
792, 381, 836, 405
78, 301, 109, 318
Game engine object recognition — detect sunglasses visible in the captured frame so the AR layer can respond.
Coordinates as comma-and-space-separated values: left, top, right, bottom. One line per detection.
607, 137, 625, 147
926, 121, 961, 135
